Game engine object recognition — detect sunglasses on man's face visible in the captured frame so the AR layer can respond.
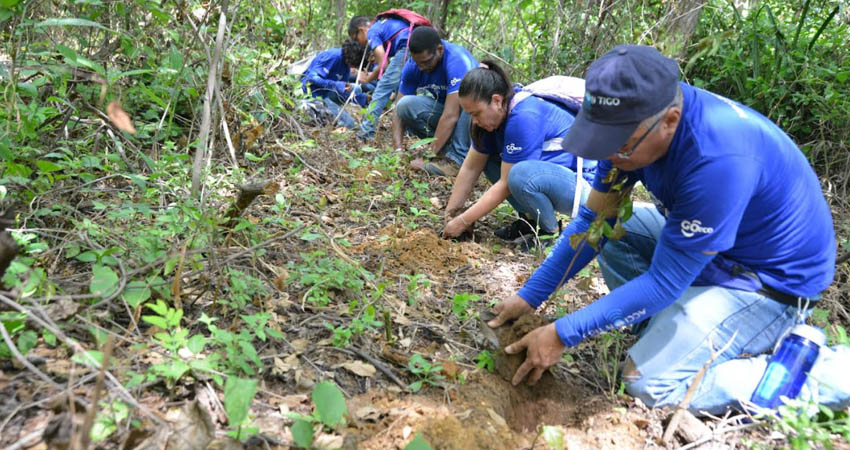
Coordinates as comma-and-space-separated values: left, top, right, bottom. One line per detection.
612, 108, 668, 160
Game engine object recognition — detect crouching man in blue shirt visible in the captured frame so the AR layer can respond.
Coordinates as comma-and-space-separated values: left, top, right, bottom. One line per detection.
301, 40, 369, 129
488, 44, 850, 415
395, 27, 477, 177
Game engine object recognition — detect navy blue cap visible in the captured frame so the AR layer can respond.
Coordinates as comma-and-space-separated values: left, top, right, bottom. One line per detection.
562, 45, 679, 159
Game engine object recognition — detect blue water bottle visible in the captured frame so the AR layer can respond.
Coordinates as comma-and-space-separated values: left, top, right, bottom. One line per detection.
750, 324, 825, 409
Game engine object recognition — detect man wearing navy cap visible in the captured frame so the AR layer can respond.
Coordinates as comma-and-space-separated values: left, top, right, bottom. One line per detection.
487, 45, 849, 414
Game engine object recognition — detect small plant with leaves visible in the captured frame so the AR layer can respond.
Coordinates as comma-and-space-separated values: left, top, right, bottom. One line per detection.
224, 377, 260, 441
401, 273, 431, 306
294, 251, 370, 307
594, 329, 629, 398
407, 353, 445, 392
474, 350, 495, 373
750, 399, 850, 450
451, 293, 480, 321
141, 300, 195, 385
289, 381, 348, 449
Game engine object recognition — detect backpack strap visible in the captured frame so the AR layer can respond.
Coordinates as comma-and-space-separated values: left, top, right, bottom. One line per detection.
571, 157, 584, 218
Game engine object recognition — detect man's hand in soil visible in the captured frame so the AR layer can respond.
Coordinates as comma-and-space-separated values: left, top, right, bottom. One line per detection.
505, 323, 565, 386
487, 294, 533, 328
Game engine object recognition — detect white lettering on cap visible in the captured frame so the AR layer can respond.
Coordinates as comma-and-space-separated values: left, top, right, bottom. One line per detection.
587, 93, 620, 106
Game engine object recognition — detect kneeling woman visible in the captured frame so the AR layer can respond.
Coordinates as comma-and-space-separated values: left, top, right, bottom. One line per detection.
442, 60, 596, 245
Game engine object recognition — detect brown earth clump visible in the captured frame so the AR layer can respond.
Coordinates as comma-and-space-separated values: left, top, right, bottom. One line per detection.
354, 225, 481, 277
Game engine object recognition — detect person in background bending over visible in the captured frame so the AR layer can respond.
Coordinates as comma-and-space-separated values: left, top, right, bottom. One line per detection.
348, 14, 417, 140
301, 40, 370, 129
394, 26, 477, 177
488, 44, 849, 415
441, 60, 596, 249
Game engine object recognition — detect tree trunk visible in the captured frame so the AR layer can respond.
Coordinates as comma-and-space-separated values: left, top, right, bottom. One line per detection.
661, 0, 705, 58
334, 0, 346, 42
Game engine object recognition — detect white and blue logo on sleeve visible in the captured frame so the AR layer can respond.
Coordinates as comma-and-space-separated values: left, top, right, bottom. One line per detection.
450, 77, 462, 87
505, 143, 522, 154
681, 219, 714, 238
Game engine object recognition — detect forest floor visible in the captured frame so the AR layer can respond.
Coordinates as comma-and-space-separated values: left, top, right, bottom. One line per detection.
1, 106, 849, 450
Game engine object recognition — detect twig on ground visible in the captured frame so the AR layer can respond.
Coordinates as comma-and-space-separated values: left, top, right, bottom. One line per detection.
275, 138, 327, 177
327, 346, 408, 391
74, 336, 114, 450
4, 429, 44, 450
0, 294, 166, 426
0, 317, 63, 389
677, 421, 764, 450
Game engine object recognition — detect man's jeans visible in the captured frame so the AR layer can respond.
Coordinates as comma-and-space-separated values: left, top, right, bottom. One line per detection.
395, 94, 471, 166
598, 205, 850, 415
322, 95, 356, 129
505, 160, 589, 233
359, 51, 406, 138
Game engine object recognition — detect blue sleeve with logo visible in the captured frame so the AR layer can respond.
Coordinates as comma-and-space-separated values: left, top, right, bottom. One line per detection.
663, 156, 760, 253
443, 44, 477, 95
554, 235, 714, 346
501, 107, 545, 163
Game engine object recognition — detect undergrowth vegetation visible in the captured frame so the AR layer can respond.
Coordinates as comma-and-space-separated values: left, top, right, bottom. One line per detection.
0, 0, 848, 448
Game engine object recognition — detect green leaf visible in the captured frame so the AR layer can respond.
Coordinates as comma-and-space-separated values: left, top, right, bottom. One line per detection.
36, 160, 62, 173
34, 17, 125, 37
409, 380, 423, 392
16, 330, 38, 355
405, 433, 434, 450
541, 425, 565, 450
89, 265, 119, 297
76, 251, 98, 262
187, 334, 206, 354
16, 82, 37, 98
224, 377, 257, 427
108, 68, 154, 84
300, 232, 322, 242
72, 350, 104, 368
122, 281, 150, 309
408, 137, 435, 150
0, 0, 21, 9
290, 419, 314, 448
141, 315, 167, 329
312, 381, 346, 427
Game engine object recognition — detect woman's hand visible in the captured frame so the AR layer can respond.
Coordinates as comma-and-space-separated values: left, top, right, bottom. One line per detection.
442, 215, 470, 238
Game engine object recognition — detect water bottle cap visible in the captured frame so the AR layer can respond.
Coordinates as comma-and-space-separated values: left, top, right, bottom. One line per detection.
790, 324, 826, 347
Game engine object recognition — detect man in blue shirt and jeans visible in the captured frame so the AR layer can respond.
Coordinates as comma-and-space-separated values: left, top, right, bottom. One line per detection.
349, 14, 415, 140
488, 45, 849, 415
395, 27, 477, 176
301, 40, 369, 129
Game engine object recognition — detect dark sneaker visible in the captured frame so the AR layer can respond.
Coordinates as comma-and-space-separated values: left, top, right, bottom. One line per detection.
422, 161, 458, 177
517, 220, 563, 252
494, 218, 536, 241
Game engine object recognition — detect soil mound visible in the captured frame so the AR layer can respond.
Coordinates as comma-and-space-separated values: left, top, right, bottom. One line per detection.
355, 225, 480, 276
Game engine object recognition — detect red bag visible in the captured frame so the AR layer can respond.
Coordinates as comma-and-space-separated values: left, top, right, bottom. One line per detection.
373, 9, 433, 78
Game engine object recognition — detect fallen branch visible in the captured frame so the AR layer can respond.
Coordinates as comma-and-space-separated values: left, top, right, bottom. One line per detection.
0, 293, 165, 426
328, 346, 408, 391
222, 179, 279, 230
74, 336, 115, 450
0, 316, 63, 390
